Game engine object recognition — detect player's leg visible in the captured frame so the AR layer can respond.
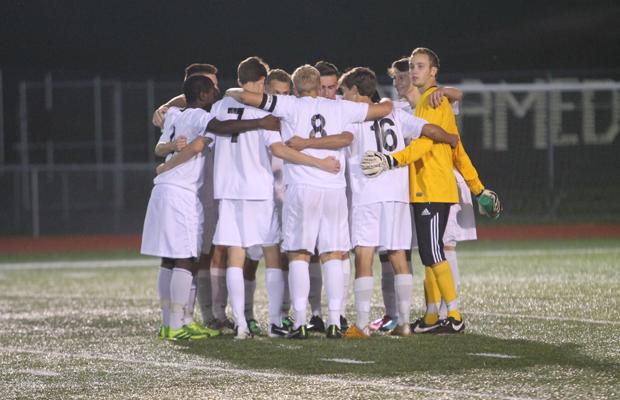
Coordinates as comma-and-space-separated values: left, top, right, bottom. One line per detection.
263, 245, 288, 337
226, 246, 250, 338
287, 250, 311, 338
243, 253, 260, 335
370, 251, 398, 332
340, 251, 351, 331
346, 246, 374, 338
157, 258, 174, 338
307, 252, 325, 332
196, 252, 213, 325
388, 249, 413, 336
439, 242, 458, 319
209, 245, 231, 330
169, 258, 207, 340
280, 251, 293, 328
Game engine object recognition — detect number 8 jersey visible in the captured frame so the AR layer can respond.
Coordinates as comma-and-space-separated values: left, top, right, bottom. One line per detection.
347, 108, 427, 206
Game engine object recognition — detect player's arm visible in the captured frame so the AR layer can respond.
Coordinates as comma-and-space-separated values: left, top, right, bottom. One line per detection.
224, 88, 265, 108
270, 142, 340, 174
364, 98, 393, 121
155, 136, 212, 175
420, 124, 458, 148
285, 131, 353, 151
429, 86, 463, 108
152, 95, 187, 128
154, 136, 188, 157
206, 115, 280, 134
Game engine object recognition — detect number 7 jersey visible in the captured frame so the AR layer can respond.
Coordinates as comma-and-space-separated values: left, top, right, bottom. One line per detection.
347, 108, 427, 206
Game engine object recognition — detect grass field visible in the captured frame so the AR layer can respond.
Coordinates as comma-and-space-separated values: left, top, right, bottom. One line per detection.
1, 239, 619, 399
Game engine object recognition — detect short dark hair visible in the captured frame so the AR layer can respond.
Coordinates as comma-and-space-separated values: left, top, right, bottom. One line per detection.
388, 58, 409, 77
237, 56, 269, 84
184, 63, 218, 79
266, 69, 292, 88
411, 47, 440, 70
338, 67, 377, 97
183, 75, 214, 103
314, 60, 340, 77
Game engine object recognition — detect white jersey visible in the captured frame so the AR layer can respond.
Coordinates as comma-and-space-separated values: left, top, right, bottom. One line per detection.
209, 96, 281, 200
258, 94, 368, 189
348, 108, 426, 205
154, 107, 214, 193
158, 106, 183, 162
394, 99, 413, 115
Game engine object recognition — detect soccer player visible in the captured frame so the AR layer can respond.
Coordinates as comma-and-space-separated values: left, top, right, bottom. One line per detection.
209, 57, 341, 339
141, 75, 279, 340
226, 65, 392, 338
300, 67, 456, 338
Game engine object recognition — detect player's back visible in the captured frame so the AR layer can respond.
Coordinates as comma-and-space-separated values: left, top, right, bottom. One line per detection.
348, 108, 424, 205
210, 96, 280, 200
154, 107, 212, 193
266, 94, 368, 189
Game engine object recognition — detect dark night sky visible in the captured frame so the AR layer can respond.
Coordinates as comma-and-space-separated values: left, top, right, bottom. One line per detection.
1, 0, 619, 80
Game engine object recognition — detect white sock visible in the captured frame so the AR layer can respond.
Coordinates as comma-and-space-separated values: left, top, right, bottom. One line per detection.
226, 266, 246, 330
440, 249, 460, 319
308, 261, 322, 317
169, 268, 193, 330
322, 259, 344, 327
265, 267, 284, 326
157, 267, 172, 327
210, 267, 227, 321
281, 270, 290, 317
394, 273, 413, 324
196, 269, 213, 324
244, 279, 256, 320
341, 258, 351, 318
183, 277, 197, 326
289, 260, 310, 329
354, 276, 374, 329
381, 259, 397, 318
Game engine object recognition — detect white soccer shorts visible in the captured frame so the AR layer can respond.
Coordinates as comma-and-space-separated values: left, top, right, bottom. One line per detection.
281, 185, 350, 254
352, 201, 412, 251
213, 199, 280, 248
141, 184, 203, 259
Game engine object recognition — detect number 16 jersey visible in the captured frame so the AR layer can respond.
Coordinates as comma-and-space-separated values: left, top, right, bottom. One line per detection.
347, 108, 427, 206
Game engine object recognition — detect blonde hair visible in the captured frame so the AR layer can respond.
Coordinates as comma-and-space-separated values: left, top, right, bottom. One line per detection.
291, 64, 320, 93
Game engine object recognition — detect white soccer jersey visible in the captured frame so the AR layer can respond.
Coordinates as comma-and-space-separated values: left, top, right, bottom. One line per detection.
154, 108, 214, 193
258, 94, 368, 189
394, 99, 413, 114
209, 96, 282, 200
157, 106, 183, 162
348, 108, 426, 205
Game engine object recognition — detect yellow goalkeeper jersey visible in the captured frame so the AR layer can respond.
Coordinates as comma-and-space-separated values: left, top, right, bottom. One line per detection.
392, 86, 484, 203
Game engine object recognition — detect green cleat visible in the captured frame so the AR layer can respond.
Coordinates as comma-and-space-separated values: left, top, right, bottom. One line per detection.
186, 320, 220, 337
158, 325, 169, 340
282, 316, 295, 330
247, 319, 262, 336
167, 326, 207, 341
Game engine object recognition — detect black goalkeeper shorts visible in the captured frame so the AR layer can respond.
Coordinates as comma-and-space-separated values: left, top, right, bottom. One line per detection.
412, 203, 452, 267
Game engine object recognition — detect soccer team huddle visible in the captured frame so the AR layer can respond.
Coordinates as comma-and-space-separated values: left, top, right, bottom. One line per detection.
141, 47, 502, 341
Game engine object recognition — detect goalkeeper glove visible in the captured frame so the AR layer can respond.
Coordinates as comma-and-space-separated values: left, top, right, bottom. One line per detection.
361, 151, 398, 177
477, 189, 502, 219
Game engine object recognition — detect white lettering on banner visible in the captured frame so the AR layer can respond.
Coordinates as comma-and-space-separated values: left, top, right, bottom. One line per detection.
582, 81, 620, 145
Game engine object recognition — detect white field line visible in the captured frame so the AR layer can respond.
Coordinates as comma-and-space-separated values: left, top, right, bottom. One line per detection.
1, 246, 619, 271
468, 353, 520, 359
0, 346, 539, 400
467, 311, 620, 326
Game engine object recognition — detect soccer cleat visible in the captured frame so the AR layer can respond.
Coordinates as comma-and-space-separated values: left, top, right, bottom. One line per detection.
287, 325, 308, 339
247, 319, 262, 336
234, 326, 253, 340
369, 315, 398, 332
343, 325, 370, 339
268, 324, 289, 338
167, 326, 207, 341
326, 324, 342, 339
339, 315, 349, 332
282, 316, 295, 330
308, 315, 326, 333
410, 318, 440, 334
390, 323, 412, 337
158, 325, 169, 339
435, 317, 466, 334
186, 320, 220, 337
210, 318, 235, 333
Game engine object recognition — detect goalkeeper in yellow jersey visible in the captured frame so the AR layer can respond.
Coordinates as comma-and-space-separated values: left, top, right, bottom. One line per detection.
361, 47, 501, 333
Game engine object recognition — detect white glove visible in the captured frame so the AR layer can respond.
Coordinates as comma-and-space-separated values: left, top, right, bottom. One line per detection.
477, 189, 501, 219
361, 151, 398, 178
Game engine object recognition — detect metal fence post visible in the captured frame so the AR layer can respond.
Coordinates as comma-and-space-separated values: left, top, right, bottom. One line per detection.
31, 167, 40, 237
94, 76, 104, 190
0, 69, 5, 164
19, 81, 30, 207
113, 81, 124, 232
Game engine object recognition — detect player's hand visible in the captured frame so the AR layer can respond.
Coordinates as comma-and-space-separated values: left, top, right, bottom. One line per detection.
285, 136, 307, 151
477, 189, 502, 219
448, 134, 459, 148
318, 156, 341, 174
174, 136, 188, 152
430, 88, 446, 109
360, 151, 398, 177
259, 115, 281, 131
152, 106, 168, 128
155, 163, 167, 175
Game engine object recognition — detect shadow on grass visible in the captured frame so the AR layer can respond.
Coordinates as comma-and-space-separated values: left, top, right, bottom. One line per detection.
175, 333, 618, 377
